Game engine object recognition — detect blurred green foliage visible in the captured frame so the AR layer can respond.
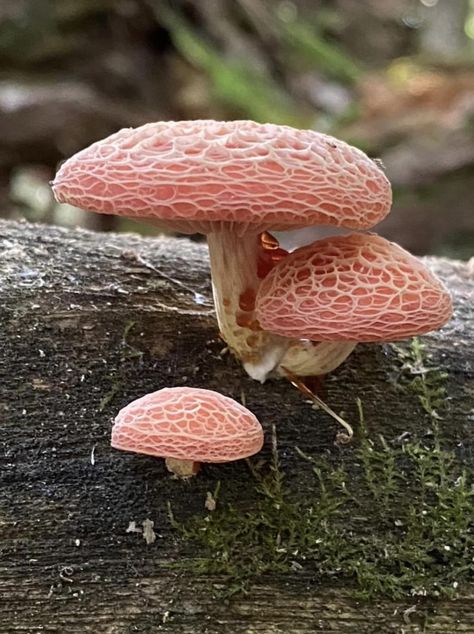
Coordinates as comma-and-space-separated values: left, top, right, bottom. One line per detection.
158, 2, 359, 126
280, 17, 360, 83
164, 11, 305, 126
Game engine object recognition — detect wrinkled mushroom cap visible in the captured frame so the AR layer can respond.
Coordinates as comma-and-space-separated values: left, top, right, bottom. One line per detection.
255, 233, 452, 341
52, 120, 391, 233
111, 387, 264, 462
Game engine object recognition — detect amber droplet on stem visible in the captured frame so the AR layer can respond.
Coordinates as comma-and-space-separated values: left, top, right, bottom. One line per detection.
260, 231, 280, 250
235, 312, 262, 331
246, 334, 260, 348
257, 232, 289, 279
239, 287, 257, 312
248, 319, 262, 331
236, 312, 254, 328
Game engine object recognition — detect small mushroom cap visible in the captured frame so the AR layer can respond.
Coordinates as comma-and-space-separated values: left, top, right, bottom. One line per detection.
255, 233, 452, 342
52, 120, 391, 232
111, 387, 264, 462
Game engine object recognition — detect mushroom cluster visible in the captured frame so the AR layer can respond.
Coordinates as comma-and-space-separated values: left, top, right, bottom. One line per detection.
52, 119, 452, 382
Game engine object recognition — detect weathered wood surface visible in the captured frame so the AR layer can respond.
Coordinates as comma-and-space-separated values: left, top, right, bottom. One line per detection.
1, 219, 473, 634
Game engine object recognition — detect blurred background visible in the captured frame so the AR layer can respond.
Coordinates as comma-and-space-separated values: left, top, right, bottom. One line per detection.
1, 0, 473, 258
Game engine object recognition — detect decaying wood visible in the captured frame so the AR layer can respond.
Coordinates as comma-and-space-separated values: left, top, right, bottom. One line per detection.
1, 219, 473, 633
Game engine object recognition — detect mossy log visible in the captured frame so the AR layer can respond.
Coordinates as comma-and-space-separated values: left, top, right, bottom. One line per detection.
1, 219, 473, 634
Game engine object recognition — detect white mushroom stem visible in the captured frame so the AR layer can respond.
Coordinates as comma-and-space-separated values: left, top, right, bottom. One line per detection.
207, 228, 290, 382
165, 457, 201, 478
207, 227, 357, 381
277, 341, 357, 377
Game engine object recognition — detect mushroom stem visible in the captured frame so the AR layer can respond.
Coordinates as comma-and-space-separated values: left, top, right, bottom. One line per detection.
277, 341, 357, 377
165, 457, 201, 478
207, 228, 290, 382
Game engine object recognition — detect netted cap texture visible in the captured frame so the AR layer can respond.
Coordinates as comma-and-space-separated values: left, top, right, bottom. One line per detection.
111, 387, 264, 462
255, 233, 452, 341
52, 120, 391, 231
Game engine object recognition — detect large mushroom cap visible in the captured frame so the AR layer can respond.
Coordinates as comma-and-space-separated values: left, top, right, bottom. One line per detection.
111, 387, 264, 462
255, 233, 452, 342
52, 120, 391, 233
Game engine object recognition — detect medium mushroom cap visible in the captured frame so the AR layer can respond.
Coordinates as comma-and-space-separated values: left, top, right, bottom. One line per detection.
255, 233, 452, 342
52, 119, 391, 232
111, 387, 264, 462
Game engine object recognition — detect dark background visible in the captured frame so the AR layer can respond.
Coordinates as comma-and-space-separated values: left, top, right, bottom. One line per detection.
1, 0, 473, 258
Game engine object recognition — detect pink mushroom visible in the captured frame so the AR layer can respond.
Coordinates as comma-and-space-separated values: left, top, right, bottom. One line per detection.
255, 233, 452, 348
51, 120, 391, 381
111, 387, 264, 478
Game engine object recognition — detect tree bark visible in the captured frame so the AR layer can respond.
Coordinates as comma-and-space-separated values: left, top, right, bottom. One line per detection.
1, 219, 473, 633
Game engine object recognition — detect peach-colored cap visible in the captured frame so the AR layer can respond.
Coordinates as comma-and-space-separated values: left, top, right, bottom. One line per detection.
52, 120, 391, 232
255, 233, 452, 341
111, 387, 264, 462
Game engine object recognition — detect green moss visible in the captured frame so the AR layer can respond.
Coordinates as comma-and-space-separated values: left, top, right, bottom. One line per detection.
391, 337, 448, 418
169, 339, 474, 598
121, 320, 144, 362
98, 376, 123, 412
98, 321, 144, 412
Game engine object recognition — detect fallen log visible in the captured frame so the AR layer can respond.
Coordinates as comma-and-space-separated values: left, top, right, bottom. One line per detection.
1, 219, 473, 633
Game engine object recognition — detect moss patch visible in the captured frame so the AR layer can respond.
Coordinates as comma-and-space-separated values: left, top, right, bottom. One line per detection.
169, 339, 474, 598
391, 337, 448, 419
